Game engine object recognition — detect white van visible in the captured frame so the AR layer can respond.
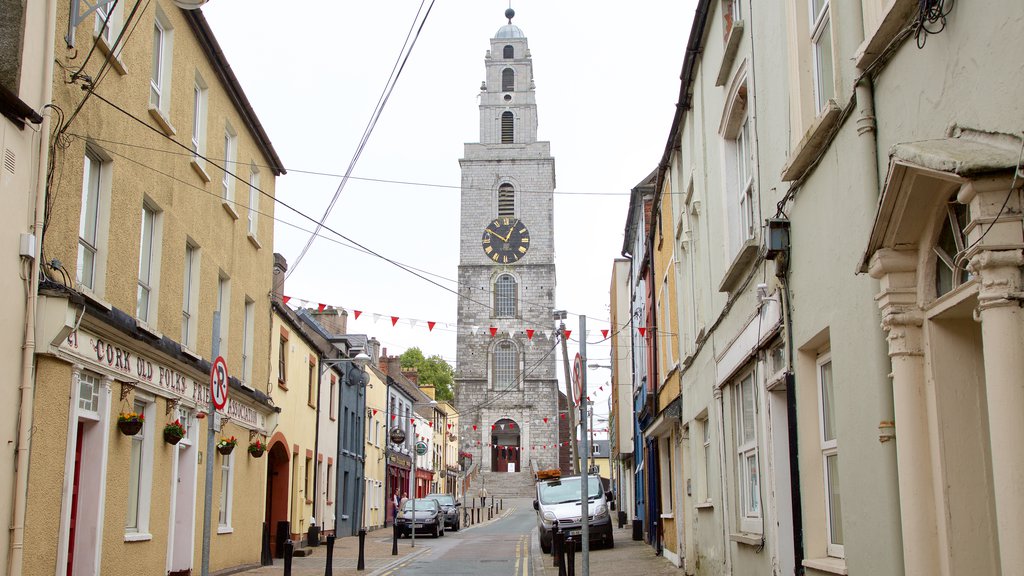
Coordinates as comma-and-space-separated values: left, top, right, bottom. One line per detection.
533, 474, 614, 552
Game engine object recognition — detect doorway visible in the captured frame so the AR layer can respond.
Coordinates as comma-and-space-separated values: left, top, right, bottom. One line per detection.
490, 418, 521, 472
167, 422, 197, 576
265, 441, 290, 558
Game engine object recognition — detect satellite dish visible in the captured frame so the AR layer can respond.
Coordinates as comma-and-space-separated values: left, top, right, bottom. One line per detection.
172, 0, 208, 9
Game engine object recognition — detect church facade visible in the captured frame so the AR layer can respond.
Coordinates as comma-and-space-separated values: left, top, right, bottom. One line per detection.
455, 11, 560, 475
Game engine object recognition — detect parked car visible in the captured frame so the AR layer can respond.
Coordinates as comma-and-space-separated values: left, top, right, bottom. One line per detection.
426, 493, 461, 531
533, 473, 614, 553
395, 498, 445, 538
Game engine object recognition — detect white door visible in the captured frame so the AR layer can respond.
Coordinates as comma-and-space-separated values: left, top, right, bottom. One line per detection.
167, 413, 197, 574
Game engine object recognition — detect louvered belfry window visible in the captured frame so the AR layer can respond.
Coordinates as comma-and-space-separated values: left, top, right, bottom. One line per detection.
498, 184, 515, 216
503, 45, 514, 58
502, 68, 515, 91
501, 112, 514, 143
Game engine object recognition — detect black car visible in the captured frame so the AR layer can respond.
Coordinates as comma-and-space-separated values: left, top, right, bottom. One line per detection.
426, 493, 461, 531
395, 498, 445, 538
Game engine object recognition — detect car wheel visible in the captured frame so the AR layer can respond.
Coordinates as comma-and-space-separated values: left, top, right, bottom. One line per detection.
540, 537, 551, 554
454, 521, 460, 532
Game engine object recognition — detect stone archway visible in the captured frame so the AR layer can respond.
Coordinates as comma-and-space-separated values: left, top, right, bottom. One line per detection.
490, 418, 521, 472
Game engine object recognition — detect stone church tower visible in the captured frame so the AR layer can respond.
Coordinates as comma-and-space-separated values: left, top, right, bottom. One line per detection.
455, 9, 559, 475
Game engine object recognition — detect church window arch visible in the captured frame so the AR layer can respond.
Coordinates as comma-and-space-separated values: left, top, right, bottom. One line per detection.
494, 273, 518, 317
497, 183, 515, 216
492, 340, 519, 390
502, 68, 515, 91
501, 111, 514, 143
503, 45, 514, 59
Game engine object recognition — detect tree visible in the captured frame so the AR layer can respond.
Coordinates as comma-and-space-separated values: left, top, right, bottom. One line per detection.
399, 347, 455, 401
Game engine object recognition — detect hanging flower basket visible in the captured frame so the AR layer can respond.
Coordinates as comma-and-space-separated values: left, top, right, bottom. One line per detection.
163, 419, 186, 445
117, 412, 144, 436
217, 436, 237, 455
248, 439, 266, 458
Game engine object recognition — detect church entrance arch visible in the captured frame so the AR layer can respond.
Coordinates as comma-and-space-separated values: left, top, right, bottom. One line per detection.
491, 418, 521, 472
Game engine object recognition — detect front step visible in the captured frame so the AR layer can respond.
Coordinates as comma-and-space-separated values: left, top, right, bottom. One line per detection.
291, 547, 315, 557
468, 469, 537, 500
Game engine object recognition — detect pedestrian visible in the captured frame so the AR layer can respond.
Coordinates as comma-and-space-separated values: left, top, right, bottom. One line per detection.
399, 491, 409, 512
391, 492, 400, 524
478, 485, 488, 508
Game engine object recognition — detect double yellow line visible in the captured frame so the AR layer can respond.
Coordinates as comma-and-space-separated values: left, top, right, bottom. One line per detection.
514, 534, 530, 576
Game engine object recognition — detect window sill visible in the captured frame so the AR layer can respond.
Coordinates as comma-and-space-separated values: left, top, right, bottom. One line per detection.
124, 532, 152, 542
148, 106, 176, 137
247, 233, 262, 250
780, 99, 842, 182
716, 20, 744, 87
695, 501, 714, 510
855, 0, 918, 71
222, 200, 239, 220
803, 557, 848, 575
78, 287, 112, 311
278, 380, 288, 391
191, 158, 211, 183
94, 34, 128, 75
217, 526, 234, 535
326, 500, 333, 506
181, 346, 201, 362
660, 512, 674, 520
137, 321, 163, 340
308, 402, 317, 410
718, 239, 759, 294
730, 532, 764, 547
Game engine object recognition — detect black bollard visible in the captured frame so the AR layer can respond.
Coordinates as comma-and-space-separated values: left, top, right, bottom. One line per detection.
392, 522, 399, 556
261, 522, 273, 566
551, 526, 562, 567
500, 498, 503, 510
566, 539, 576, 576
357, 528, 366, 571
476, 507, 480, 523
325, 535, 335, 576
283, 540, 294, 576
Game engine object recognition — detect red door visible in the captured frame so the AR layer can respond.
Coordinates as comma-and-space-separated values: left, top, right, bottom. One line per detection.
67, 423, 84, 575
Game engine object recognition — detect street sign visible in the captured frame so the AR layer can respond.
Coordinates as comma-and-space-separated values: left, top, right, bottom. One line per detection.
572, 353, 584, 404
389, 427, 407, 445
210, 356, 229, 410
415, 441, 428, 456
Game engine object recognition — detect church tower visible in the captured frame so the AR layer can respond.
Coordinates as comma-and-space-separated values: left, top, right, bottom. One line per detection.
455, 9, 559, 474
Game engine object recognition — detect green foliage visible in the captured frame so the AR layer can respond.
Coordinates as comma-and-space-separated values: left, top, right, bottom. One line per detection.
399, 347, 455, 401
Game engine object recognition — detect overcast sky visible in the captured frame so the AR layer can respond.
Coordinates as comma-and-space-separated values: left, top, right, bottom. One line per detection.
202, 1, 696, 424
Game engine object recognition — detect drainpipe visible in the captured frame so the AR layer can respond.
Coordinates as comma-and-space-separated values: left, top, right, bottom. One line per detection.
10, 1, 58, 575
714, 387, 733, 576
779, 270, 805, 576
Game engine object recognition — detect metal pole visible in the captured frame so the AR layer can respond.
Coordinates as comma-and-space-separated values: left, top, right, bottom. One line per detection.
201, 312, 221, 576
409, 409, 417, 548
558, 317, 579, 474
579, 315, 590, 576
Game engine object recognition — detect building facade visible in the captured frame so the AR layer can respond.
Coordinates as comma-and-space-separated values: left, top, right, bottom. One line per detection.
454, 9, 559, 476
24, 4, 284, 575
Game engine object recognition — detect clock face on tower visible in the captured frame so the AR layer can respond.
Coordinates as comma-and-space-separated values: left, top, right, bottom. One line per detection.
482, 217, 530, 263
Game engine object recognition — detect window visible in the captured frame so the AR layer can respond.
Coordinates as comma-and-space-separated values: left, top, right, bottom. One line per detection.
809, 0, 834, 113
126, 398, 153, 536
305, 457, 313, 502
247, 164, 260, 237
278, 332, 287, 385
326, 461, 334, 503
182, 242, 198, 348
701, 417, 712, 502
934, 200, 971, 297
734, 371, 761, 532
216, 274, 230, 355
818, 355, 843, 557
735, 115, 755, 243
329, 374, 337, 420
501, 111, 514, 144
78, 151, 103, 290
308, 358, 316, 408
78, 370, 101, 417
241, 298, 254, 386
492, 340, 517, 388
503, 44, 514, 58
222, 124, 238, 205
501, 68, 515, 91
723, 0, 742, 40
137, 203, 157, 323
497, 183, 515, 216
659, 277, 676, 370
721, 78, 755, 256
149, 10, 173, 114
218, 451, 234, 529
191, 74, 209, 165
494, 274, 518, 317
94, 0, 123, 47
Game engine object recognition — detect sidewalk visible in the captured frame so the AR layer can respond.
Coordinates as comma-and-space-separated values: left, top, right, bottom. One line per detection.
219, 526, 426, 576
532, 522, 682, 576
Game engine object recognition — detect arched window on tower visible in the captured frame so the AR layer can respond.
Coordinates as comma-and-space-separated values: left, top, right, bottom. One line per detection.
501, 112, 514, 144
492, 340, 519, 389
497, 183, 515, 216
503, 45, 514, 59
502, 68, 515, 91
494, 274, 518, 317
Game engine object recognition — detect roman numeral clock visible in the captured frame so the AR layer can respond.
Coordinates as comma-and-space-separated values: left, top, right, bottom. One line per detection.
482, 217, 530, 263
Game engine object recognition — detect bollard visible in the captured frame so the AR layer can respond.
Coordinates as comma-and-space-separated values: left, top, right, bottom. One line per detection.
325, 535, 335, 576
476, 507, 480, 523
566, 538, 576, 576
552, 526, 562, 567
500, 498, 503, 511
488, 507, 492, 521
392, 523, 399, 556
261, 522, 273, 566
283, 540, 294, 576
357, 528, 366, 571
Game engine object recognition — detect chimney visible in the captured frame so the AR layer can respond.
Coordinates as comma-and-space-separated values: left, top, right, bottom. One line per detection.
402, 367, 419, 385
367, 338, 381, 367
307, 307, 348, 336
272, 253, 287, 301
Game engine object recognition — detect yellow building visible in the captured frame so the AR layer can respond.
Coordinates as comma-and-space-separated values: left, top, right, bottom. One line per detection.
23, 3, 284, 575
363, 361, 388, 530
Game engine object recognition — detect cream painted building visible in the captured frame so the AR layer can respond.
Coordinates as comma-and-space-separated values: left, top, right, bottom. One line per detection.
23, 3, 284, 575
363, 362, 388, 530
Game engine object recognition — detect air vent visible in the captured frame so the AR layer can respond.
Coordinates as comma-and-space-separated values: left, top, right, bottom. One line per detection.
4, 149, 15, 175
